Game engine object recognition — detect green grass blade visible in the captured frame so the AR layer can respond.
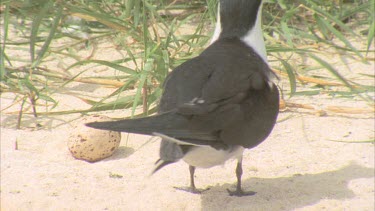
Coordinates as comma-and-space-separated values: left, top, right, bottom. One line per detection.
131, 58, 153, 116
314, 14, 331, 40
38, 93, 58, 106
0, 1, 10, 81
300, 0, 357, 37
280, 60, 297, 96
314, 15, 363, 58
90, 95, 137, 111
125, 0, 135, 18
32, 4, 63, 68
93, 76, 138, 109
309, 53, 353, 89
21, 77, 39, 96
30, 0, 53, 63
367, 18, 375, 53
133, 0, 141, 26
280, 7, 298, 47
67, 60, 137, 75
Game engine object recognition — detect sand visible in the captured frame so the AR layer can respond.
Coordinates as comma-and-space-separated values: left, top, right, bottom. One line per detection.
1, 105, 374, 210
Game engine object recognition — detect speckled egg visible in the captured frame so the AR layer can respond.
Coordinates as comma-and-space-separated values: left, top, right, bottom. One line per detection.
68, 115, 121, 162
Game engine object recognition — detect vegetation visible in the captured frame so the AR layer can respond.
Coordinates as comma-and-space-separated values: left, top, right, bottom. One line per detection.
1, 0, 374, 128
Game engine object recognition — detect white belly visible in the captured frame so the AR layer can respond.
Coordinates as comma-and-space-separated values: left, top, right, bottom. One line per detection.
182, 145, 244, 168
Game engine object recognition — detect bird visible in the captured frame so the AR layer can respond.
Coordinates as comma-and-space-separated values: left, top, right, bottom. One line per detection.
86, 0, 279, 197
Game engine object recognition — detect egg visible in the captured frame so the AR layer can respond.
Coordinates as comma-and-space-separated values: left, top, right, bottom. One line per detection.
68, 115, 121, 162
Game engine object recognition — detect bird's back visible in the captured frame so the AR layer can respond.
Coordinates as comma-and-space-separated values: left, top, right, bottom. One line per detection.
159, 37, 279, 149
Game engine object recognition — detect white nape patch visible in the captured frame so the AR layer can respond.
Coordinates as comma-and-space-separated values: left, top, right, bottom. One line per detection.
183, 145, 244, 168
210, 4, 222, 45
240, 3, 267, 63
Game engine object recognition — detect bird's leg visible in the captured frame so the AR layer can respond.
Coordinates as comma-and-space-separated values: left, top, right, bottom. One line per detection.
227, 158, 256, 197
189, 165, 197, 191
174, 165, 210, 194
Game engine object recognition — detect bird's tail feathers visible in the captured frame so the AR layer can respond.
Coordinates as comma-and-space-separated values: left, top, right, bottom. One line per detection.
151, 159, 175, 175
85, 111, 188, 136
85, 111, 217, 141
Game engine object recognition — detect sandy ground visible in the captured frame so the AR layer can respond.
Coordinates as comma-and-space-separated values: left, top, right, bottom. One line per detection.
1, 20, 374, 211
2, 68, 375, 211
1, 101, 374, 210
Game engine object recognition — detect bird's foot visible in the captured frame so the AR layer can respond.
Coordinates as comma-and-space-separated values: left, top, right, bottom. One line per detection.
174, 186, 210, 194
226, 188, 256, 197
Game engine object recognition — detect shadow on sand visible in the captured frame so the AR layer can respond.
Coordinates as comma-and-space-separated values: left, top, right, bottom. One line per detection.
200, 163, 374, 210
103, 146, 135, 161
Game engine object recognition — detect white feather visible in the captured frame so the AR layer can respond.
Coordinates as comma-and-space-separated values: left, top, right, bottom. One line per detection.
153, 133, 202, 146
183, 145, 244, 168
240, 3, 267, 63
210, 4, 221, 45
